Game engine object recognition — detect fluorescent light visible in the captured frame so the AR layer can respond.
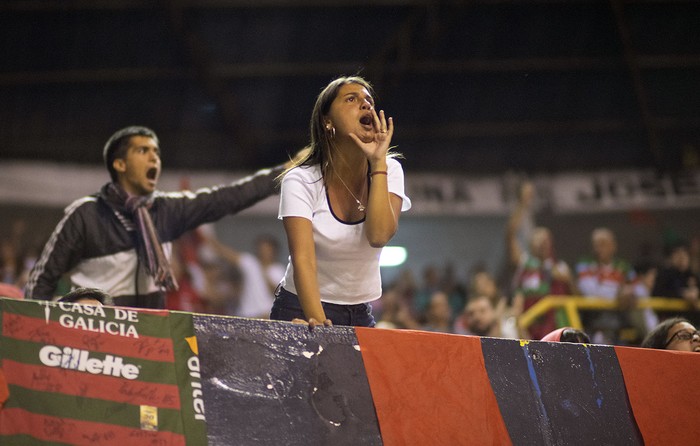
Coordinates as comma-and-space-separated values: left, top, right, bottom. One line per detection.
379, 246, 407, 267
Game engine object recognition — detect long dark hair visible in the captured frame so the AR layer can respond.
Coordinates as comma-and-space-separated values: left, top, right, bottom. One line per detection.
641, 317, 690, 349
279, 75, 385, 182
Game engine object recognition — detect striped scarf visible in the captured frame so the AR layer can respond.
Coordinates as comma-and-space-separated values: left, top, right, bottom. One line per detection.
103, 183, 178, 291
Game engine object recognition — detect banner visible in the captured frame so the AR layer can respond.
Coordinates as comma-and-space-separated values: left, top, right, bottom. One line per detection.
481, 339, 642, 445
193, 315, 382, 445
355, 328, 512, 446
2, 297, 700, 445
407, 169, 700, 215
1, 161, 698, 215
0, 298, 207, 445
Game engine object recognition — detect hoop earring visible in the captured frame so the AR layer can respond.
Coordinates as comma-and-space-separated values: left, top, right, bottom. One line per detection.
326, 126, 336, 139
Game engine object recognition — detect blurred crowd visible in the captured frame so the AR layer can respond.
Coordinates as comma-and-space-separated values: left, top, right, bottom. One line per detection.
373, 181, 700, 347
2, 180, 699, 348
373, 233, 699, 347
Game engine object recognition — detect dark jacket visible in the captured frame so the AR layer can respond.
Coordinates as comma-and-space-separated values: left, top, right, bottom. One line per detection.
652, 267, 699, 299
25, 166, 284, 308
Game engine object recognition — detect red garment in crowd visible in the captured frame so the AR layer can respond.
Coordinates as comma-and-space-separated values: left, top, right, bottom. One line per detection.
541, 327, 567, 342
0, 284, 23, 300
166, 277, 205, 313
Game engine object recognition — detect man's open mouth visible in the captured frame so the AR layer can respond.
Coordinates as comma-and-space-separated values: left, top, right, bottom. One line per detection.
146, 168, 158, 181
360, 115, 373, 126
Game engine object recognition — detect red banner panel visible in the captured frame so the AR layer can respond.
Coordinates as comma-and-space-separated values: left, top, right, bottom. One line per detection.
615, 346, 700, 445
356, 328, 511, 446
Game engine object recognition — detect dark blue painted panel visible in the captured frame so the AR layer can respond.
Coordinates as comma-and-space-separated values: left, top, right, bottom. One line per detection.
481, 338, 643, 446
193, 316, 382, 446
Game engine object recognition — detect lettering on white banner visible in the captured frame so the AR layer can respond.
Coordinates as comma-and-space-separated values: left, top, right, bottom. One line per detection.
39, 345, 140, 379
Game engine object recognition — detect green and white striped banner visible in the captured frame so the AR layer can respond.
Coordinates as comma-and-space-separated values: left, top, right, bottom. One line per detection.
0, 298, 207, 445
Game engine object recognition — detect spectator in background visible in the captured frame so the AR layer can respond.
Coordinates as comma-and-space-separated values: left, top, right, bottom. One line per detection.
512, 227, 574, 340
576, 228, 634, 299
413, 264, 442, 319
541, 327, 591, 343
0, 239, 18, 286
441, 263, 468, 320
641, 317, 700, 353
501, 178, 538, 293
375, 269, 420, 330
652, 241, 700, 308
165, 234, 207, 313
254, 235, 286, 298
470, 268, 514, 323
421, 291, 453, 333
25, 125, 301, 308
505, 179, 537, 271
575, 228, 644, 344
455, 294, 519, 338
375, 288, 420, 330
689, 235, 700, 277
199, 228, 281, 319
631, 260, 660, 337
0, 218, 39, 291
631, 260, 658, 301
1, 220, 22, 284
199, 262, 241, 315
57, 287, 110, 306
164, 178, 209, 314
413, 263, 465, 325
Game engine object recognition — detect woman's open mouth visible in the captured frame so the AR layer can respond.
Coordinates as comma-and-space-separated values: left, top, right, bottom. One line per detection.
359, 114, 373, 128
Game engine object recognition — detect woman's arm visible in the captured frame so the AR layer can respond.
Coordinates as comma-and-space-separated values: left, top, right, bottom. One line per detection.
365, 159, 402, 247
350, 110, 403, 247
283, 216, 328, 323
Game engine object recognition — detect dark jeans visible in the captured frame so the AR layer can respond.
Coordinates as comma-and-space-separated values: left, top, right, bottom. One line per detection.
270, 287, 376, 327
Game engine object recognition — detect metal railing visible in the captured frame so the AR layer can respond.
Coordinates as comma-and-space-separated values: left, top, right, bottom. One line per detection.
518, 295, 694, 332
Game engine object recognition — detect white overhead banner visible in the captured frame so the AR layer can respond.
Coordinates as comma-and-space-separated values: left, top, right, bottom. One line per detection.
408, 169, 700, 215
0, 161, 281, 215
0, 161, 698, 215
549, 170, 700, 213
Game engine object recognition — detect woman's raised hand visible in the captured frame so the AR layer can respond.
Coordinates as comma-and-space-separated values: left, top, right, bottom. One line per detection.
349, 109, 393, 161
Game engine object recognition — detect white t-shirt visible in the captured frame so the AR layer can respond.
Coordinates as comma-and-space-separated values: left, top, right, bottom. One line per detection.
234, 252, 275, 318
278, 158, 411, 305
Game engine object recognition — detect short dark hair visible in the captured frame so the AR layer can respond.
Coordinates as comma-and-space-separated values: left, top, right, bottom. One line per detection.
641, 317, 689, 349
103, 126, 159, 182
560, 328, 591, 344
664, 240, 689, 257
58, 287, 111, 305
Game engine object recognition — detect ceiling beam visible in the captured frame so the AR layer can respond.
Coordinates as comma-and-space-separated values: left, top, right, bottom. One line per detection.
8, 0, 691, 12
0, 67, 189, 86
251, 116, 699, 145
610, 0, 663, 167
161, 0, 257, 166
3, 55, 698, 87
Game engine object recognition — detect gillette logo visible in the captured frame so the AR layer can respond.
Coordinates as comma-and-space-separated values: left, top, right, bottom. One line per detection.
39, 345, 139, 380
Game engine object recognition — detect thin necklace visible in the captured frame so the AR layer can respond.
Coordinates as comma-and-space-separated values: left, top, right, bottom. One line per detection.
335, 173, 366, 212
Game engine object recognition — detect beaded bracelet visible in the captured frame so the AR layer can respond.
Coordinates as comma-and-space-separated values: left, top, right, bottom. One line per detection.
370, 171, 388, 176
